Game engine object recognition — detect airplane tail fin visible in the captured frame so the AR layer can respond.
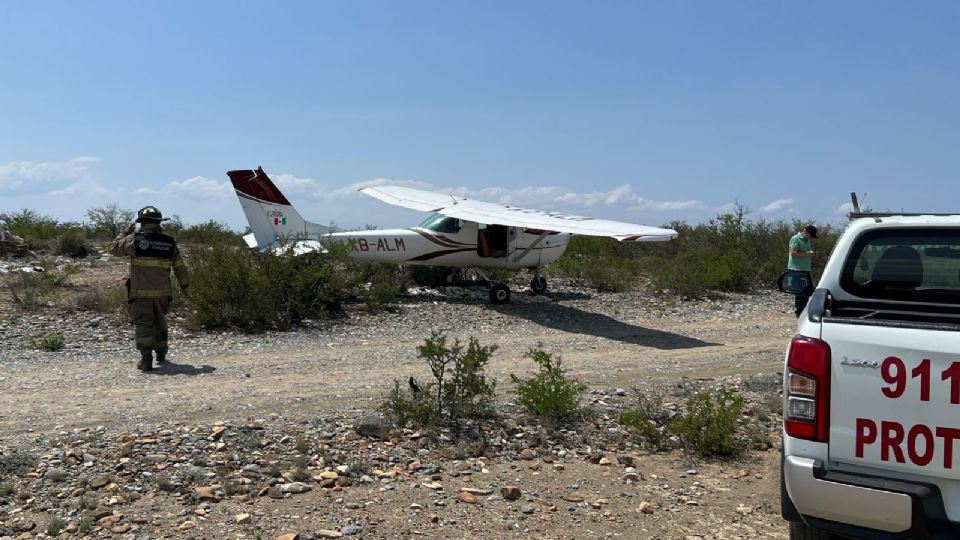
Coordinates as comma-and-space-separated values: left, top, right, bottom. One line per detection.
227, 166, 328, 249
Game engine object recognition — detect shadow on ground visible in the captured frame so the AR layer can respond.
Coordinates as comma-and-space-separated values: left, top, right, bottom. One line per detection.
149, 362, 216, 376
490, 301, 719, 350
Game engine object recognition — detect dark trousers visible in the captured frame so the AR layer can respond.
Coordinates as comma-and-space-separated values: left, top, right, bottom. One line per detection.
130, 297, 171, 351
793, 271, 812, 317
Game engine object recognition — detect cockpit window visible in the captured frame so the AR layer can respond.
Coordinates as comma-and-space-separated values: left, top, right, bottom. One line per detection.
418, 214, 463, 234
840, 228, 960, 304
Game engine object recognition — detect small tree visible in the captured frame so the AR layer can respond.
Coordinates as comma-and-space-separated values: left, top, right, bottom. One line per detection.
86, 203, 134, 238
417, 332, 498, 424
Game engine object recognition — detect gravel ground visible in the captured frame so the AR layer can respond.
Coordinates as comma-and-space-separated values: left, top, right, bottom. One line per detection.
1, 256, 796, 539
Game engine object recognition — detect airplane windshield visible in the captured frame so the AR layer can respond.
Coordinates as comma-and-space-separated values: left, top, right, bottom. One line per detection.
418, 214, 463, 234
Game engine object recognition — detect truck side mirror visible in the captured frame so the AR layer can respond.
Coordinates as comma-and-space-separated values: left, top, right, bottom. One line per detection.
777, 271, 812, 294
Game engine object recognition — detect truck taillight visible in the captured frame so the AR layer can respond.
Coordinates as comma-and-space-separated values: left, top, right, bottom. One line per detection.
784, 336, 831, 443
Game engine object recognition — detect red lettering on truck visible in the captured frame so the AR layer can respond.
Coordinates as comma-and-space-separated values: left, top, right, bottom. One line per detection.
855, 419, 960, 469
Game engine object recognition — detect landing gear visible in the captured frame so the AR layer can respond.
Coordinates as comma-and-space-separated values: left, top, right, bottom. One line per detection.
489, 282, 511, 304
530, 275, 547, 294
439, 267, 460, 286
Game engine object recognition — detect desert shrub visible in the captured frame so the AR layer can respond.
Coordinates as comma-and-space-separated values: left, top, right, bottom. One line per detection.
55, 227, 91, 257
549, 236, 639, 292
33, 332, 65, 351
379, 378, 440, 428
6, 263, 82, 310
419, 332, 498, 424
381, 332, 497, 430
85, 203, 135, 239
406, 265, 439, 286
620, 386, 672, 450
174, 220, 243, 246
7, 272, 57, 309
345, 258, 406, 311
186, 241, 355, 332
294, 436, 310, 454
46, 517, 67, 536
155, 474, 176, 492
669, 387, 745, 457
1, 208, 60, 246
74, 286, 127, 314
77, 495, 97, 510
78, 516, 93, 534
511, 345, 587, 425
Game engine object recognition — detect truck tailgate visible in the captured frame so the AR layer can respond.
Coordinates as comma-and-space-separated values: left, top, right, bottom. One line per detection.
825, 321, 960, 480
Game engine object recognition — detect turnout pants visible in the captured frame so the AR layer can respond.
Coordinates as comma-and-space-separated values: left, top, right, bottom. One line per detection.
130, 297, 170, 352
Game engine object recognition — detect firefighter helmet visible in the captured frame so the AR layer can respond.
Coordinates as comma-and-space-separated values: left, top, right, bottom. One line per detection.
136, 206, 168, 223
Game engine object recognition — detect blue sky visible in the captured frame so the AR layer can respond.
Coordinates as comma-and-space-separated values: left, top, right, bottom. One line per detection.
1, 1, 957, 231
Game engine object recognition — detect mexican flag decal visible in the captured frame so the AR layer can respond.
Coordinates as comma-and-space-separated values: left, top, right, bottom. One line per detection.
274, 217, 286, 225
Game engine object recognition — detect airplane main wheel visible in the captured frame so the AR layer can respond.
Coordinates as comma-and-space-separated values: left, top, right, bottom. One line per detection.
439, 268, 458, 287
489, 282, 511, 304
530, 276, 547, 294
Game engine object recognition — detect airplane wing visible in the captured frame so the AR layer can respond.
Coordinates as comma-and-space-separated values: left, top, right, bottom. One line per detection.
360, 185, 678, 242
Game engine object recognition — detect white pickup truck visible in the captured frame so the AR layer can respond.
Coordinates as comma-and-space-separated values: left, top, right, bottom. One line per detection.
779, 213, 960, 539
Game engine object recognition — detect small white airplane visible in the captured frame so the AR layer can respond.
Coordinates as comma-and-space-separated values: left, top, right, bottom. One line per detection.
228, 167, 678, 304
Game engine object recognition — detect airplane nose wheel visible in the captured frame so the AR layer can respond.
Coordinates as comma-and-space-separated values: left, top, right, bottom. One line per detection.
530, 275, 547, 294
489, 282, 511, 304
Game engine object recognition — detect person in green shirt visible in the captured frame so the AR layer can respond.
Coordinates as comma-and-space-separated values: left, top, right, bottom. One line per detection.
787, 224, 818, 316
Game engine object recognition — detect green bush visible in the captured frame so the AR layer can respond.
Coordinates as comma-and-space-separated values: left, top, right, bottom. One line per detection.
8, 269, 65, 310
418, 332, 498, 424
171, 219, 244, 246
55, 227, 91, 257
0, 209, 60, 246
510, 345, 587, 425
186, 242, 349, 332
0, 453, 37, 479
406, 265, 439, 286
33, 332, 65, 351
379, 378, 439, 428
380, 332, 497, 431
619, 386, 672, 450
74, 287, 127, 314
669, 387, 745, 457
46, 517, 67, 536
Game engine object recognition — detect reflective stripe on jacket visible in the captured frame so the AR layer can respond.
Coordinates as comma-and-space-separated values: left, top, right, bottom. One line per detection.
108, 224, 189, 299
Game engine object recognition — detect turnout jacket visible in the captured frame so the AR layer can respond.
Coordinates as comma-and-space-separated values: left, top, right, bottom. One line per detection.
108, 223, 189, 299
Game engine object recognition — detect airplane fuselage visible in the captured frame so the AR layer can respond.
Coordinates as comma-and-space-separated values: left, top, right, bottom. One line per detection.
324, 221, 571, 269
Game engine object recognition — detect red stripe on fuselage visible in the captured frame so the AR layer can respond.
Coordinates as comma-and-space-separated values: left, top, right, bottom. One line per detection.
408, 228, 474, 248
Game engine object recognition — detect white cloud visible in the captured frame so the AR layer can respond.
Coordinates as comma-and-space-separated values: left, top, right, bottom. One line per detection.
642, 199, 707, 211
271, 173, 318, 192
139, 176, 233, 198
760, 198, 794, 213
0, 157, 99, 190
48, 179, 113, 196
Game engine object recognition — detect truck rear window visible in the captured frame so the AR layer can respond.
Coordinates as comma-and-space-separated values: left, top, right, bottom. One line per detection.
840, 228, 960, 304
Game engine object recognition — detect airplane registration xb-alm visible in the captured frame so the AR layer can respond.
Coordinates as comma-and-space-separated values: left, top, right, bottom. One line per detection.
228, 167, 678, 304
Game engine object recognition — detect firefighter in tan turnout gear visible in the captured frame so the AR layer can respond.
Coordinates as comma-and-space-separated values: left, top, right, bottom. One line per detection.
108, 206, 189, 371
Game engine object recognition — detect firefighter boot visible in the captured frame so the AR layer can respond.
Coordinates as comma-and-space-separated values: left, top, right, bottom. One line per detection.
155, 348, 167, 364
137, 348, 153, 371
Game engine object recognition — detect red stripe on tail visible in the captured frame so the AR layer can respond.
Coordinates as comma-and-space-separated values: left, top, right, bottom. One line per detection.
226, 166, 291, 206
